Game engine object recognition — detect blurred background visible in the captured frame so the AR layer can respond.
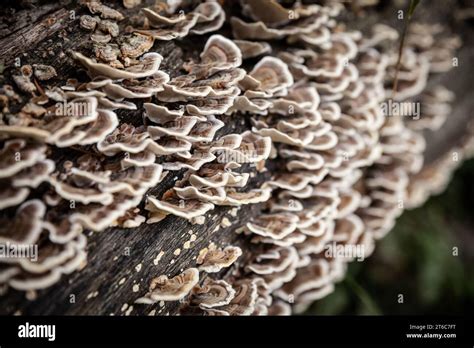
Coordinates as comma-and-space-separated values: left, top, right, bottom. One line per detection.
307, 158, 474, 315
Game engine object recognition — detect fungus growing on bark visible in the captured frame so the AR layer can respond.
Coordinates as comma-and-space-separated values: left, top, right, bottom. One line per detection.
0, 198, 87, 291
85, 1, 124, 21
136, 1, 225, 40
186, 278, 236, 310
234, 40, 271, 59
72, 51, 163, 79
135, 268, 199, 304
197, 244, 242, 273
0, 0, 469, 316
204, 279, 258, 316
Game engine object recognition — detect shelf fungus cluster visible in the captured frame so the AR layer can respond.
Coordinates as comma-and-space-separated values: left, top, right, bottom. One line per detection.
0, 0, 469, 314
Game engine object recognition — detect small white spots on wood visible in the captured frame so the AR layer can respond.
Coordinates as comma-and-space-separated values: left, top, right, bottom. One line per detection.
86, 291, 99, 300
220, 217, 231, 228
153, 251, 165, 265
125, 305, 133, 316
25, 290, 37, 301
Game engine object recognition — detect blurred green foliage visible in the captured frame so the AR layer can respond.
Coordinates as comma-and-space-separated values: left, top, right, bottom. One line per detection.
308, 158, 474, 315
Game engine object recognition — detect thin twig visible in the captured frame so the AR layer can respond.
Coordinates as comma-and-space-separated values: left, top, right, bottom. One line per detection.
392, 0, 421, 97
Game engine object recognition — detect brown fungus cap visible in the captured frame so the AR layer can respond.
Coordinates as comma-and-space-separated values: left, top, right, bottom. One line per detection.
197, 244, 243, 273
187, 278, 236, 310
135, 268, 200, 303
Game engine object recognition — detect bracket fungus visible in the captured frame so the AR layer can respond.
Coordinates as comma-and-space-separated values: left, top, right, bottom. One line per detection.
0, 0, 469, 316
185, 278, 236, 311
197, 244, 243, 273
135, 268, 199, 304
136, 1, 225, 41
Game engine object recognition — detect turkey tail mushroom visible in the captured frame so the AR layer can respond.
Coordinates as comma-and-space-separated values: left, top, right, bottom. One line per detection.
0, 0, 469, 316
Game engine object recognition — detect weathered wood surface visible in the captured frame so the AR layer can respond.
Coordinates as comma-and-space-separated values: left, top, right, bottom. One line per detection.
0, 0, 473, 315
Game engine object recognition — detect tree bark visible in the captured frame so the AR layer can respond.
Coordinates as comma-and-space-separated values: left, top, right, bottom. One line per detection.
0, 0, 472, 315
